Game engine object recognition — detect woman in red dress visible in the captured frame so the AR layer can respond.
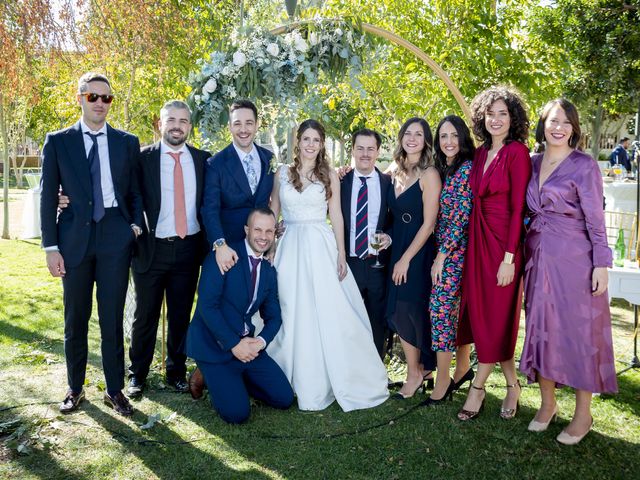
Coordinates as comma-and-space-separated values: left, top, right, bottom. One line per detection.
456, 86, 532, 421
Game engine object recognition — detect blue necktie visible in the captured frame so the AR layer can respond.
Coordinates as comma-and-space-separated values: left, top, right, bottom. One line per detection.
85, 132, 105, 222
355, 176, 369, 259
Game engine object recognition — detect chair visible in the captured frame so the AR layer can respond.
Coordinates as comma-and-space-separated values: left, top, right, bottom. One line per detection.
605, 211, 638, 260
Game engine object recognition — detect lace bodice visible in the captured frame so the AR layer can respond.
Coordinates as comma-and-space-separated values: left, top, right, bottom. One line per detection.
279, 165, 328, 223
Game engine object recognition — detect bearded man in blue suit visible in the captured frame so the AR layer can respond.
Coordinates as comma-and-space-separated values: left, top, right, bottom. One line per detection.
185, 208, 293, 424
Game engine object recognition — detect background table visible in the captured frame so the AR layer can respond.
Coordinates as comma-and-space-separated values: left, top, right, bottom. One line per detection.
603, 180, 638, 214
608, 266, 640, 305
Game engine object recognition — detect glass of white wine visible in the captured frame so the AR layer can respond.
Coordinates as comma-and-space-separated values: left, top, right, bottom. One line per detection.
370, 230, 385, 269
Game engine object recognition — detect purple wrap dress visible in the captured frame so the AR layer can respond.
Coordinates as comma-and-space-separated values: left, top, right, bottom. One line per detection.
519, 151, 618, 393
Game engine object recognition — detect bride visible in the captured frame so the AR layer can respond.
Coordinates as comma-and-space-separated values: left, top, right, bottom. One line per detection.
267, 119, 389, 412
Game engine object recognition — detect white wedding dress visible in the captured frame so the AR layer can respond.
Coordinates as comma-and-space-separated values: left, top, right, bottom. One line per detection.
267, 166, 389, 412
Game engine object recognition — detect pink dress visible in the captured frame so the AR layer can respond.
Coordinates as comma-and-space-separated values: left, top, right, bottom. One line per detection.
519, 151, 617, 393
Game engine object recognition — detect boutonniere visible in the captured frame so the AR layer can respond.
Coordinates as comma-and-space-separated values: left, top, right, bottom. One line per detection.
269, 156, 279, 174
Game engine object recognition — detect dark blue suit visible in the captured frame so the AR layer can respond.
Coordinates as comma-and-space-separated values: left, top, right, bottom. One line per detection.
185, 243, 293, 423
340, 168, 392, 357
40, 121, 142, 394
201, 143, 274, 245
609, 144, 632, 172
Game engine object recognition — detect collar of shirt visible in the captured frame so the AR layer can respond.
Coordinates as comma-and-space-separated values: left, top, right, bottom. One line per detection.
80, 118, 108, 136
353, 167, 376, 180
160, 140, 187, 157
233, 143, 259, 163
244, 239, 263, 264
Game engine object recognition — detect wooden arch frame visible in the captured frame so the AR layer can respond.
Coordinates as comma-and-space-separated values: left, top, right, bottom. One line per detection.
270, 20, 472, 123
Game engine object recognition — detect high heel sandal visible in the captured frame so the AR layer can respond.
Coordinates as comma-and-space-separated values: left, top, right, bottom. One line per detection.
452, 368, 475, 391
392, 380, 427, 400
457, 384, 485, 421
421, 378, 455, 407
423, 372, 434, 390
528, 405, 559, 432
500, 380, 521, 420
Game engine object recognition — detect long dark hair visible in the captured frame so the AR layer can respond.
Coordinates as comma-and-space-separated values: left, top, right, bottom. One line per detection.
434, 115, 475, 180
470, 85, 529, 148
535, 98, 583, 150
289, 119, 332, 199
392, 117, 433, 173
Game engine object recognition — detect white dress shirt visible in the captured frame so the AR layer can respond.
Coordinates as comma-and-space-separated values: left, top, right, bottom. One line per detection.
233, 143, 261, 187
349, 169, 381, 257
80, 119, 117, 209
155, 141, 200, 238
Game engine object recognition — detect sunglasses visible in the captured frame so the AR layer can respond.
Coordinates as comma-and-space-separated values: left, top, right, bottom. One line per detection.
79, 93, 114, 104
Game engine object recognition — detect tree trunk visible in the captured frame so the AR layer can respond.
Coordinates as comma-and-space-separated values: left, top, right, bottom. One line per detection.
591, 101, 604, 161
1, 94, 10, 239
339, 140, 345, 166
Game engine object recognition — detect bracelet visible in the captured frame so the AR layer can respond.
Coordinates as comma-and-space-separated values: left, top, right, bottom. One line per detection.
503, 252, 514, 265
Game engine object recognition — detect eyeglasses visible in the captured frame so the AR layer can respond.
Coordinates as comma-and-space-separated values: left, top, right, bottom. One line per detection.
79, 93, 114, 104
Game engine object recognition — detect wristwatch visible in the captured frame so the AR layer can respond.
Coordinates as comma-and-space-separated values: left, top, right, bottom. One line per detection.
213, 238, 226, 251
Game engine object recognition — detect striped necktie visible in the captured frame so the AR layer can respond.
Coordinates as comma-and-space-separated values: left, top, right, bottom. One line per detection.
355, 176, 369, 259
85, 132, 105, 222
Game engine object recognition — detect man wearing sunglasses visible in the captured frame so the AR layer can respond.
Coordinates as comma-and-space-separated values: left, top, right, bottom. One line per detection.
40, 72, 143, 417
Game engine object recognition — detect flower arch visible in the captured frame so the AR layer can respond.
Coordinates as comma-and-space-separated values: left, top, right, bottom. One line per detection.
189, 18, 471, 141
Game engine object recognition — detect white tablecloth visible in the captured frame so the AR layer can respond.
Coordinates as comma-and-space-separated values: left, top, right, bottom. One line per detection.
608, 266, 640, 305
21, 188, 41, 239
603, 180, 638, 213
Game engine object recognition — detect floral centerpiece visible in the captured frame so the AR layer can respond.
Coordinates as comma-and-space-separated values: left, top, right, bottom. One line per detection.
188, 19, 370, 140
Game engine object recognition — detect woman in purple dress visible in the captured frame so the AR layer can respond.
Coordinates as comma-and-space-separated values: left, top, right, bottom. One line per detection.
520, 99, 618, 445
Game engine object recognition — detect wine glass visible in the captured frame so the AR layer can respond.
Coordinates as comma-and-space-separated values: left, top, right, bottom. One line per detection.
370, 230, 385, 269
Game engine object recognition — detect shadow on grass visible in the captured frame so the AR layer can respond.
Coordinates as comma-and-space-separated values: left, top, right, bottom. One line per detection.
82, 400, 268, 479
0, 318, 104, 371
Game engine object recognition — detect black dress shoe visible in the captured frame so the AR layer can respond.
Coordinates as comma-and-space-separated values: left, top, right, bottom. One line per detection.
166, 376, 189, 393
59, 389, 85, 414
127, 377, 145, 398
103, 391, 134, 416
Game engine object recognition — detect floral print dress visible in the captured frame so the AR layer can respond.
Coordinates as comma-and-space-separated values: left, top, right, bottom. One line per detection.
429, 160, 473, 352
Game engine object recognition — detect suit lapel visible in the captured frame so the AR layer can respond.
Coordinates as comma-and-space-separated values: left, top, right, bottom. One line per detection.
376, 169, 390, 230
148, 142, 162, 212
223, 144, 253, 197
254, 144, 272, 200
61, 122, 92, 199
106, 124, 124, 196
188, 144, 205, 206
238, 249, 253, 310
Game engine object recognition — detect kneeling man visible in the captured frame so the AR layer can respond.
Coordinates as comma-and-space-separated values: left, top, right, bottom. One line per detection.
185, 208, 293, 423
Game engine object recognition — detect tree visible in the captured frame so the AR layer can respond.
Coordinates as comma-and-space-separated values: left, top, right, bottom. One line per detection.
528, 0, 640, 159
0, 0, 72, 238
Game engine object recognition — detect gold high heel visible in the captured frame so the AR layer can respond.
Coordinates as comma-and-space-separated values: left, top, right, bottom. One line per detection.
500, 380, 521, 420
457, 384, 485, 421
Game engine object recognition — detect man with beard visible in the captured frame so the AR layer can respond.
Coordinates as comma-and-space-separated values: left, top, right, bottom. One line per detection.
127, 100, 211, 396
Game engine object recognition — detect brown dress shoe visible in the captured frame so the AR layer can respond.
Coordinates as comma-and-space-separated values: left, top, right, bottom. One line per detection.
103, 391, 134, 416
59, 389, 85, 414
189, 367, 205, 399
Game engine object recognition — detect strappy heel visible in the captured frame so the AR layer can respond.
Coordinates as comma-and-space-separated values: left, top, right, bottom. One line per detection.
457, 384, 485, 421
392, 379, 427, 400
500, 380, 521, 420
452, 368, 475, 391
423, 372, 434, 390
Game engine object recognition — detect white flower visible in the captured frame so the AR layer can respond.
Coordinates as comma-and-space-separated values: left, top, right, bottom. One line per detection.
294, 35, 308, 52
335, 28, 343, 37
266, 42, 279, 57
222, 66, 231, 76
194, 94, 202, 104
202, 78, 217, 94
233, 51, 247, 67
309, 32, 319, 46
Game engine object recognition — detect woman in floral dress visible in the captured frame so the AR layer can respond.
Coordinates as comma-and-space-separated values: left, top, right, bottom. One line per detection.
424, 115, 475, 405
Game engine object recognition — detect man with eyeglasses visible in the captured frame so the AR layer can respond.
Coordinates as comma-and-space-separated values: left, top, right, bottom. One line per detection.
40, 72, 143, 416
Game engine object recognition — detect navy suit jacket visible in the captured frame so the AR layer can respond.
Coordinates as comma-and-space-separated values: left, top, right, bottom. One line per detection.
340, 168, 392, 261
185, 242, 282, 364
201, 143, 274, 245
40, 121, 142, 268
131, 142, 211, 273
609, 144, 632, 171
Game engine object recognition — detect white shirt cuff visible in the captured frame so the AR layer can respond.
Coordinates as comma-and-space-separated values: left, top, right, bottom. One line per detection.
44, 245, 59, 252
256, 336, 267, 350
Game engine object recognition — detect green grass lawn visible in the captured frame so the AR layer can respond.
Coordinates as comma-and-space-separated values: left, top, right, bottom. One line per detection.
1, 238, 638, 479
